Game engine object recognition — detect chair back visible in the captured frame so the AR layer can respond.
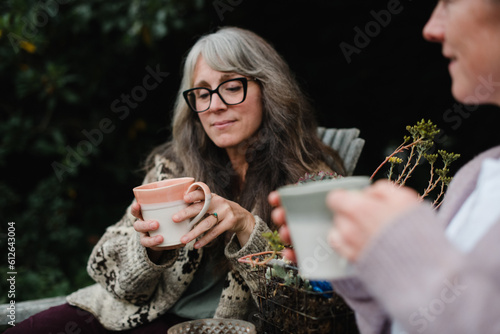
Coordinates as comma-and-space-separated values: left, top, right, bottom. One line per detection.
317, 127, 365, 176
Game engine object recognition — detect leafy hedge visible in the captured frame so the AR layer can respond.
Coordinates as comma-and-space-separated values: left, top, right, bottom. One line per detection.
0, 0, 212, 302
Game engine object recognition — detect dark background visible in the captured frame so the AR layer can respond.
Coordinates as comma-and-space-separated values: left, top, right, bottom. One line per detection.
1, 0, 499, 303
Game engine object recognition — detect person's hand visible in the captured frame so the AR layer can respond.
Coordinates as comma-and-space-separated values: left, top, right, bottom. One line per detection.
177, 189, 256, 249
268, 191, 296, 263
131, 202, 182, 253
327, 180, 421, 261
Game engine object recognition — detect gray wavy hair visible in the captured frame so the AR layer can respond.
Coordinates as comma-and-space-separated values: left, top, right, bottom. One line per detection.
148, 27, 344, 223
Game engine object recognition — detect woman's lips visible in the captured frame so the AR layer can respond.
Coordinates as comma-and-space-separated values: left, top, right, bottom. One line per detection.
444, 52, 457, 71
213, 120, 236, 130
448, 58, 457, 72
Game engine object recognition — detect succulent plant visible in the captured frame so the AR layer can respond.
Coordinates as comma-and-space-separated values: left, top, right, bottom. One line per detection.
296, 171, 341, 185
371, 119, 460, 208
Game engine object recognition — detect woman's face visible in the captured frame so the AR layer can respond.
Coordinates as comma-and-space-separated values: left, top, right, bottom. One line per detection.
423, 0, 500, 104
192, 56, 263, 153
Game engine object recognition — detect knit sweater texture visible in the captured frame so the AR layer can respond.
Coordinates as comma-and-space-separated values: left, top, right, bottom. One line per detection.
67, 155, 272, 330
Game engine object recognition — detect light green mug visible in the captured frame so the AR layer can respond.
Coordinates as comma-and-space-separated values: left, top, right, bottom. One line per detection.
277, 176, 371, 280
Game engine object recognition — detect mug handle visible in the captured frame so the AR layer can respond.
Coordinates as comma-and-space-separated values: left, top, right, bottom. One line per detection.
185, 182, 212, 227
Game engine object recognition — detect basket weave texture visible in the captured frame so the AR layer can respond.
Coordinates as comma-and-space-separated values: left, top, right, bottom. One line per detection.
249, 261, 360, 334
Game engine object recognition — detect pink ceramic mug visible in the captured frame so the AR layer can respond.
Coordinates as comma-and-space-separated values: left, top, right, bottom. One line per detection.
133, 177, 212, 248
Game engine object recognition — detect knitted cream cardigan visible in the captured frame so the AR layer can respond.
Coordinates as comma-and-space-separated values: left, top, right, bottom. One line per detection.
67, 155, 272, 330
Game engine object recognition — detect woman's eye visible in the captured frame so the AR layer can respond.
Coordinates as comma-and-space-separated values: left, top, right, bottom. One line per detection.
197, 91, 210, 99
226, 86, 241, 92
222, 83, 243, 93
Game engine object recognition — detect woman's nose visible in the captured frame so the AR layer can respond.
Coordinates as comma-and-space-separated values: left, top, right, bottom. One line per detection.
423, 3, 445, 43
208, 92, 228, 112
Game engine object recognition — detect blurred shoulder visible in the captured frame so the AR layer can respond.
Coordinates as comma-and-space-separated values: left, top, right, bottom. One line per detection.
143, 142, 184, 183
152, 155, 182, 181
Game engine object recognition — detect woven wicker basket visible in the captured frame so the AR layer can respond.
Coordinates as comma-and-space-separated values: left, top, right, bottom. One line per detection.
249, 262, 359, 334
168, 318, 256, 334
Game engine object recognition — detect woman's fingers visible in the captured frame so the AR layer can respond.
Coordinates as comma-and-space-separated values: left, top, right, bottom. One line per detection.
268, 191, 281, 207
278, 225, 298, 263
131, 202, 143, 220
133, 219, 158, 233
184, 188, 210, 204
180, 196, 250, 249
271, 206, 287, 227
173, 191, 214, 222
328, 219, 359, 261
133, 219, 164, 248
326, 180, 422, 261
172, 201, 205, 222
186, 213, 224, 248
269, 191, 298, 262
278, 223, 292, 245
191, 203, 233, 247
141, 234, 164, 248
282, 248, 297, 263
176, 193, 258, 249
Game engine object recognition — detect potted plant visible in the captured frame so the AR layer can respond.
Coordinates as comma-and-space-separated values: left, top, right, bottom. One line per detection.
239, 231, 359, 334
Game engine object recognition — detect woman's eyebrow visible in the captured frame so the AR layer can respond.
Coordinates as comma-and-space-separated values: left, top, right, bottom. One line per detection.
193, 73, 238, 88
220, 73, 237, 81
193, 79, 210, 88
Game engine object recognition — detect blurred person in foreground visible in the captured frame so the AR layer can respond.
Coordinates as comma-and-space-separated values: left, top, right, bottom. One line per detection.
270, 0, 500, 333
7, 27, 344, 333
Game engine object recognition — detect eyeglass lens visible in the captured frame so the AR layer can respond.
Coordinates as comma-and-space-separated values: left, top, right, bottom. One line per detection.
187, 79, 245, 112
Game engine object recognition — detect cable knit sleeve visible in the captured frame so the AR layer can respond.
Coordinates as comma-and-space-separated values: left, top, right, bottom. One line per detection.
223, 216, 272, 301
86, 156, 181, 304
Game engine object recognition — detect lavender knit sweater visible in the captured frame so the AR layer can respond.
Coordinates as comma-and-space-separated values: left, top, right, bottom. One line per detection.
332, 145, 500, 334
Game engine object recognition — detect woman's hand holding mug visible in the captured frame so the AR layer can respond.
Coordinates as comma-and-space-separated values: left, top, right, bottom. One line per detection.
132, 178, 212, 255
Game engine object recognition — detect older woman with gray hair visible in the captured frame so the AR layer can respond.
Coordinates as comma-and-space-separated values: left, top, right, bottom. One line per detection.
271, 1, 500, 333
7, 27, 344, 333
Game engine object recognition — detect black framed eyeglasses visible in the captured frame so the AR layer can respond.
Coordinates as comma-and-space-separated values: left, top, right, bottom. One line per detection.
183, 77, 251, 113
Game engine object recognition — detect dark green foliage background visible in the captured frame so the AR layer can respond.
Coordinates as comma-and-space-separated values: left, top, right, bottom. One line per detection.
1, 0, 499, 304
